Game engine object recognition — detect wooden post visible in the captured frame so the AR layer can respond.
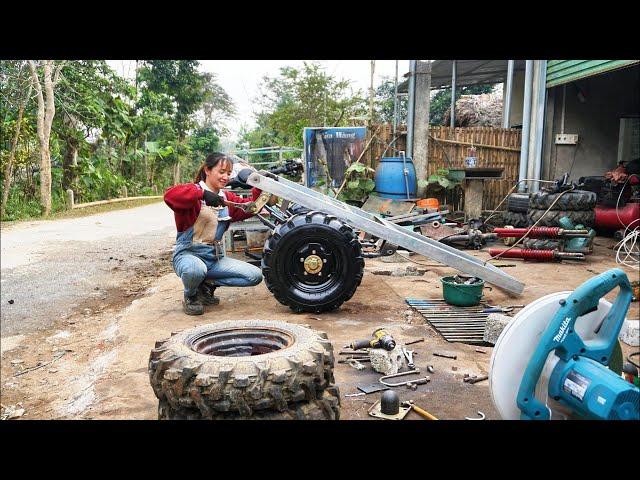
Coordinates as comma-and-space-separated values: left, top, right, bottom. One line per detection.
121, 185, 128, 198
464, 179, 484, 220
66, 189, 74, 210
152, 185, 158, 195
413, 61, 432, 198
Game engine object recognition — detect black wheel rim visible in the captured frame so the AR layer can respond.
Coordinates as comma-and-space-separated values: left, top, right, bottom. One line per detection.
188, 328, 294, 356
283, 235, 342, 294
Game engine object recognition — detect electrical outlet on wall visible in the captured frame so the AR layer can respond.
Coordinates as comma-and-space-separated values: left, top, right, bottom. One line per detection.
555, 133, 579, 145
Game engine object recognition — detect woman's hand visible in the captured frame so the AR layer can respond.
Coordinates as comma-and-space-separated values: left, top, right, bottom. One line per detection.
203, 190, 225, 207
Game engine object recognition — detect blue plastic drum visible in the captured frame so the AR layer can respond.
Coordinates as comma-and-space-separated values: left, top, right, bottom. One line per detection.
374, 156, 417, 200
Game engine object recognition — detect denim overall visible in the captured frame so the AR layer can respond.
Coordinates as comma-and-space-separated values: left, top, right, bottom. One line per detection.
172, 203, 262, 297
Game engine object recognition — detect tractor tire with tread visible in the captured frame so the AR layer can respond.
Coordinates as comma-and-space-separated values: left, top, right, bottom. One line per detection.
506, 193, 530, 213
527, 209, 595, 227
502, 211, 528, 228
522, 238, 563, 250
262, 211, 365, 313
149, 321, 336, 416
158, 386, 341, 420
529, 190, 597, 211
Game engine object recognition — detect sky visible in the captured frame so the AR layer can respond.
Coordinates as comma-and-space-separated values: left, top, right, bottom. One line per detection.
106, 60, 410, 144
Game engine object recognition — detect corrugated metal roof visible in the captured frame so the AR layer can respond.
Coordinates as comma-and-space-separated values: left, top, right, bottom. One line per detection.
398, 60, 526, 92
546, 60, 639, 87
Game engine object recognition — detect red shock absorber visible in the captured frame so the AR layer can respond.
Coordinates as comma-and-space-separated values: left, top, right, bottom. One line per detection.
493, 227, 560, 238
489, 248, 556, 260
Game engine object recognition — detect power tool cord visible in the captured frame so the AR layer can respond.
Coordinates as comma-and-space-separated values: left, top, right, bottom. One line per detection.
614, 174, 639, 268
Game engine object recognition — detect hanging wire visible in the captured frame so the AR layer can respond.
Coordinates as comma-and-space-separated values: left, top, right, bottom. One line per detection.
614, 174, 640, 268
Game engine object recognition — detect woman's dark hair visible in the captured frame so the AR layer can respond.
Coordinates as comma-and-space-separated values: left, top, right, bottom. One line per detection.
194, 152, 233, 183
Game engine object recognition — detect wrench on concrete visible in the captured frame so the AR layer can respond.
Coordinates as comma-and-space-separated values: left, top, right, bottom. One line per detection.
401, 347, 415, 369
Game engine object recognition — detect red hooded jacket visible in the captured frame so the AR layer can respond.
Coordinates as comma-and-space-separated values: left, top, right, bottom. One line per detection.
164, 183, 262, 232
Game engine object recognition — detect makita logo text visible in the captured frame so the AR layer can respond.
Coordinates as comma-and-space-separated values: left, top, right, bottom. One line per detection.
553, 317, 571, 342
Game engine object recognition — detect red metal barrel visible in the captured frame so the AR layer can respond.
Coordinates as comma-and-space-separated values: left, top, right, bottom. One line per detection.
594, 203, 640, 230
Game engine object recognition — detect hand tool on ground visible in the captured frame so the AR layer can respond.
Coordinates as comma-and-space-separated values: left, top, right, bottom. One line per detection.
465, 411, 485, 420
488, 248, 585, 262
463, 374, 488, 384
344, 392, 366, 397
433, 352, 457, 360
490, 268, 639, 420
345, 328, 396, 351
338, 358, 371, 364
346, 359, 366, 370
379, 370, 430, 387
404, 337, 425, 346
482, 305, 524, 313
357, 384, 389, 394
482, 307, 514, 313
401, 401, 439, 420
368, 390, 412, 420
401, 347, 416, 369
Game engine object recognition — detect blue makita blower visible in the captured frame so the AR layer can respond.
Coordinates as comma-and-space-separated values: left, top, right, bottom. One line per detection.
490, 268, 639, 420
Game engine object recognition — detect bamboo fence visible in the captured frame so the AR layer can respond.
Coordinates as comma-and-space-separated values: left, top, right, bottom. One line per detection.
370, 124, 521, 211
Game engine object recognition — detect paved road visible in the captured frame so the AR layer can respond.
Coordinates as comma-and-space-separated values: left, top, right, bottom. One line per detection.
1, 202, 176, 337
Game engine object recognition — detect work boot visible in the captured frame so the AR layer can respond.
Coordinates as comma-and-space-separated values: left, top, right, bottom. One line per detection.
182, 293, 204, 316
197, 281, 220, 306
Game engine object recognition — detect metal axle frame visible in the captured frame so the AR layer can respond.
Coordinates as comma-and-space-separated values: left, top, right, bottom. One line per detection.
246, 172, 524, 295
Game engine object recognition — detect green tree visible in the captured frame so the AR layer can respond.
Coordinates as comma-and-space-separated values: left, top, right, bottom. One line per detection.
245, 62, 367, 150
136, 61, 235, 183
137, 61, 206, 183
53, 60, 135, 193
1, 61, 33, 217
188, 126, 221, 161
373, 76, 407, 125
199, 72, 236, 134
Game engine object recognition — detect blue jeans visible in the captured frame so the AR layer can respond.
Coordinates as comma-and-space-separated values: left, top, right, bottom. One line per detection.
172, 228, 263, 297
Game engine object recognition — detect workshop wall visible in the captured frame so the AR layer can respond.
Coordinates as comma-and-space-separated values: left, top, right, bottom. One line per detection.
543, 64, 640, 182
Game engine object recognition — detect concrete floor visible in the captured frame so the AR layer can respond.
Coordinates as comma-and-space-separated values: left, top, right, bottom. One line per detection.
2, 234, 637, 420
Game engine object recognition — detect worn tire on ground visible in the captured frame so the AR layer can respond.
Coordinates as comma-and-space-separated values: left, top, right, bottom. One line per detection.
527, 209, 595, 227
262, 211, 365, 313
149, 320, 336, 417
502, 211, 528, 228
506, 193, 530, 213
529, 190, 596, 211
158, 386, 341, 420
522, 238, 563, 250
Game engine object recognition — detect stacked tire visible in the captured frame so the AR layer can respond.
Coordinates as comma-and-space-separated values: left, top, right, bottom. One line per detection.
149, 320, 340, 420
502, 193, 530, 228
523, 190, 597, 250
527, 190, 596, 227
